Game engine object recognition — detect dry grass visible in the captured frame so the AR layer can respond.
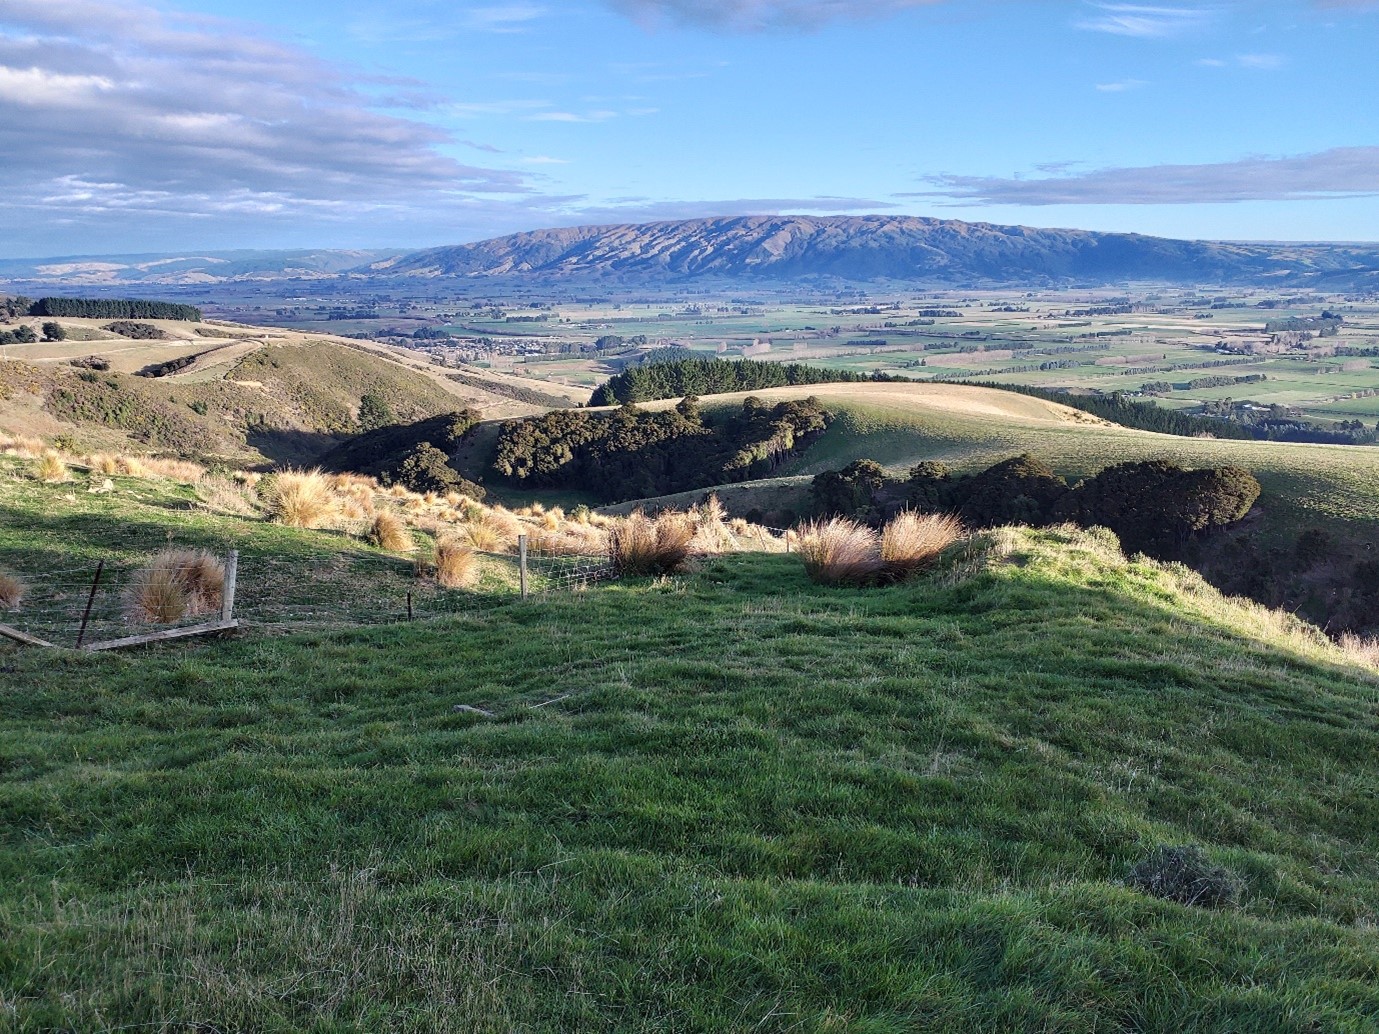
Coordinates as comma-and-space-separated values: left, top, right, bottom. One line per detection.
86, 453, 120, 476
1, 435, 47, 458
35, 450, 68, 483
797, 518, 884, 587
264, 469, 336, 529
142, 457, 207, 483
1339, 632, 1379, 668
880, 512, 965, 582
0, 571, 26, 611
464, 522, 505, 553
125, 549, 225, 624
369, 511, 413, 552
197, 476, 260, 517
609, 512, 696, 577
115, 455, 149, 477
433, 537, 478, 589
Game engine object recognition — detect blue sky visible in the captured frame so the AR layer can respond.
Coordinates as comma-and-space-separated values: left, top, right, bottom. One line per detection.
2, 0, 1378, 256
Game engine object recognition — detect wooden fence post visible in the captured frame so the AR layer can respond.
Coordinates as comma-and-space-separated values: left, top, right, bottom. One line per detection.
519, 534, 529, 600
76, 560, 105, 648
221, 550, 239, 622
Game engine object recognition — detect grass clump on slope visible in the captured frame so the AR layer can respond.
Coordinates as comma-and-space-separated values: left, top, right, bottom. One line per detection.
3, 524, 1379, 1030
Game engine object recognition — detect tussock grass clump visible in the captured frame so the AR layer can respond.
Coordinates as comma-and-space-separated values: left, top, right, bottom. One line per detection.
609, 512, 695, 577
0, 571, 27, 611
1126, 846, 1241, 909
369, 511, 413, 552
264, 469, 336, 529
125, 549, 225, 624
35, 451, 68, 483
87, 453, 120, 476
465, 523, 505, 552
197, 476, 260, 517
433, 537, 478, 589
880, 512, 965, 581
798, 518, 884, 587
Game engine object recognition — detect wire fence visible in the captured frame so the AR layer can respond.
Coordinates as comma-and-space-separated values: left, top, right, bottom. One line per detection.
0, 520, 804, 652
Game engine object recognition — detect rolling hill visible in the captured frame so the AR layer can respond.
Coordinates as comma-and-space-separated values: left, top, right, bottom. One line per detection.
0, 318, 579, 465
366, 215, 1379, 287
2, 454, 1379, 1030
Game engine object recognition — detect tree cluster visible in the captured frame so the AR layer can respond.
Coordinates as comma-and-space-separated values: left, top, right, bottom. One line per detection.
590, 358, 912, 407
494, 396, 833, 502
318, 409, 483, 496
29, 297, 202, 321
813, 454, 1261, 557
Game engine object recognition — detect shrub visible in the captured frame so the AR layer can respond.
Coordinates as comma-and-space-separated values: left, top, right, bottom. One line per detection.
0, 571, 27, 610
1126, 846, 1240, 908
369, 511, 413, 552
609, 512, 695, 577
35, 451, 68, 483
433, 537, 477, 589
264, 469, 335, 529
880, 512, 964, 581
797, 518, 884, 587
125, 549, 225, 624
812, 459, 891, 521
41, 321, 66, 342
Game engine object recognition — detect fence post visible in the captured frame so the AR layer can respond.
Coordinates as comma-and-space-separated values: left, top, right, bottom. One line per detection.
519, 534, 529, 600
76, 560, 105, 649
221, 550, 239, 622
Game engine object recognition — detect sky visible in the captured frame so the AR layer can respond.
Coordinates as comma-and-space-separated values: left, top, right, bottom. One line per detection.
2, 0, 1378, 257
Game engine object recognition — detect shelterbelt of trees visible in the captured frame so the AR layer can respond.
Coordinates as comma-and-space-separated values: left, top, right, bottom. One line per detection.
494, 395, 832, 502
1, 295, 202, 321
590, 357, 913, 406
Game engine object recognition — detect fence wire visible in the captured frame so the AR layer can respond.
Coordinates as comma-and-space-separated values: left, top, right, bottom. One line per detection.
0, 521, 803, 649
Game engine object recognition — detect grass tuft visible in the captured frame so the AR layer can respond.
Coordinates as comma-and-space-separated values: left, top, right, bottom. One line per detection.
125, 549, 225, 624
35, 451, 68, 483
1126, 845, 1241, 909
264, 470, 336, 529
797, 518, 884, 586
880, 512, 965, 581
433, 537, 478, 589
369, 511, 413, 553
609, 512, 695, 577
0, 570, 26, 610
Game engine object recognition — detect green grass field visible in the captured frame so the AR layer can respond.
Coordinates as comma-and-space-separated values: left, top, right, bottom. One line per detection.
3, 475, 1379, 1030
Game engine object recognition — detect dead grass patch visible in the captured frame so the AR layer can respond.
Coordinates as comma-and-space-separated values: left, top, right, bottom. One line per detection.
125, 549, 225, 624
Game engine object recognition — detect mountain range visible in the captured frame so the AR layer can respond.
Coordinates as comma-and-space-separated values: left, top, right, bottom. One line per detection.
5, 216, 1379, 289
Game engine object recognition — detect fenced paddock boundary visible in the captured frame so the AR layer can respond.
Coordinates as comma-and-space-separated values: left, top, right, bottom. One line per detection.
0, 528, 794, 652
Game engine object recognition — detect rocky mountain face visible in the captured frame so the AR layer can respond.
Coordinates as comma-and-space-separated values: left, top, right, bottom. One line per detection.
364, 215, 1379, 287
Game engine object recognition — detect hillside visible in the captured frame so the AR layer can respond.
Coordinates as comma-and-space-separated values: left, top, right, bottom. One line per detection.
366, 215, 1379, 287
2, 455, 1379, 1030
0, 318, 576, 464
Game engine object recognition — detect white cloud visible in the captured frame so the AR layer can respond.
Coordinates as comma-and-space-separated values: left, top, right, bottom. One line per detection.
914, 147, 1379, 205
603, 0, 943, 31
1074, 4, 1213, 38
0, 0, 533, 251
1095, 78, 1148, 91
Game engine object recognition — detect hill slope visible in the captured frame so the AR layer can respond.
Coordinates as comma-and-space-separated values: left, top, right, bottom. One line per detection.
1, 464, 1378, 1030
368, 215, 1379, 286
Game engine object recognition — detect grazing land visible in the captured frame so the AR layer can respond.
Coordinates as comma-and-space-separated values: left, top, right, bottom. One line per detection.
2, 451, 1379, 1030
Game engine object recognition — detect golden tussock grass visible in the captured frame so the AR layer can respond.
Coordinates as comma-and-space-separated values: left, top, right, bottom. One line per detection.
388, 484, 410, 498
2, 435, 47, 459
197, 476, 260, 517
142, 457, 207, 483
264, 469, 336, 529
797, 518, 884, 587
86, 453, 120, 476
609, 512, 695, 577
1338, 632, 1379, 669
0, 571, 27, 611
125, 549, 224, 624
880, 512, 965, 581
433, 537, 478, 589
369, 511, 413, 552
115, 455, 150, 477
464, 522, 505, 553
35, 451, 69, 483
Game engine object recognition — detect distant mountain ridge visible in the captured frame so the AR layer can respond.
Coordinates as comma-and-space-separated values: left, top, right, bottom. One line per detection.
365, 215, 1379, 287
5, 216, 1379, 289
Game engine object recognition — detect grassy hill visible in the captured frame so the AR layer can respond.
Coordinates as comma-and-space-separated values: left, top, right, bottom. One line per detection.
2, 454, 1379, 1030
0, 319, 578, 465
